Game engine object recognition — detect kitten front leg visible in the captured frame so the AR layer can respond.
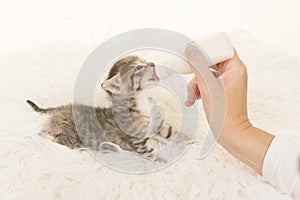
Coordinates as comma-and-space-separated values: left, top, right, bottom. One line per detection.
132, 105, 165, 138
149, 105, 165, 135
132, 139, 167, 163
117, 105, 165, 138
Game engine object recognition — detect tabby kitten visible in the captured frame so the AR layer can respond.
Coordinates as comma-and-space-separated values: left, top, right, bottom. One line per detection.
27, 55, 183, 158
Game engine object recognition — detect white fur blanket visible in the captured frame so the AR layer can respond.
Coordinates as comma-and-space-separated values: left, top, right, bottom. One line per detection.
0, 31, 299, 199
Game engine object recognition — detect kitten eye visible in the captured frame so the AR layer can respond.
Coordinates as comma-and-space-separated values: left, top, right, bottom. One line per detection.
135, 65, 143, 71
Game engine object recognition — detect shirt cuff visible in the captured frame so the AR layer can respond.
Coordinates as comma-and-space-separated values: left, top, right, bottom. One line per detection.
262, 136, 300, 197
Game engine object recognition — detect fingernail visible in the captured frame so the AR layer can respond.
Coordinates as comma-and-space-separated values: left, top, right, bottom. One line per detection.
185, 101, 191, 107
185, 100, 194, 107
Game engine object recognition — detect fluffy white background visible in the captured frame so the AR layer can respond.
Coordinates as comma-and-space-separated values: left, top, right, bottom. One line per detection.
0, 0, 300, 199
1, 0, 300, 58
0, 30, 299, 199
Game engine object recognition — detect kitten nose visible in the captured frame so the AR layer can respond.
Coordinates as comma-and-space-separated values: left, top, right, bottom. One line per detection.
148, 62, 155, 68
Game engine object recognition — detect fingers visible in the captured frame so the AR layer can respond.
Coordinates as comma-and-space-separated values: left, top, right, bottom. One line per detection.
184, 45, 210, 107
185, 77, 201, 107
185, 44, 216, 102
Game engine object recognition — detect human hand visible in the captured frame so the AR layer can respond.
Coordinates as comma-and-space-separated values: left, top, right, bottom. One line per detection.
184, 44, 299, 195
184, 45, 275, 174
185, 45, 252, 143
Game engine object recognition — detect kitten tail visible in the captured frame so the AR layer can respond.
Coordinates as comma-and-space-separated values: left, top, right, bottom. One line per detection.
26, 100, 52, 114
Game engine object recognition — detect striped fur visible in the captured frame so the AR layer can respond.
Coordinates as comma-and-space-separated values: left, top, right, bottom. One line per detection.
27, 55, 180, 160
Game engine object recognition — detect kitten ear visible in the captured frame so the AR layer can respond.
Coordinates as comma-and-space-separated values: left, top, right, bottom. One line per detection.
101, 73, 122, 94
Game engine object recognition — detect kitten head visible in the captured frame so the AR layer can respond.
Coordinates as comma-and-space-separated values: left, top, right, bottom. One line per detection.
101, 55, 159, 96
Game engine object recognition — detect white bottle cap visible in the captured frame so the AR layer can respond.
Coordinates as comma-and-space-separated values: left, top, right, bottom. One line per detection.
164, 32, 234, 74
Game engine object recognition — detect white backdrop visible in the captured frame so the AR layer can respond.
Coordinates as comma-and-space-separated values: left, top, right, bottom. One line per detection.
0, 0, 299, 58
1, 1, 300, 199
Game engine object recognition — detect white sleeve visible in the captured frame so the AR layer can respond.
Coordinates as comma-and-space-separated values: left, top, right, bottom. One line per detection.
262, 136, 300, 198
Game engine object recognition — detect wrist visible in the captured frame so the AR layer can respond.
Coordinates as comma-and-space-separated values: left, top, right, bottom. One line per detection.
218, 116, 253, 146
218, 123, 275, 174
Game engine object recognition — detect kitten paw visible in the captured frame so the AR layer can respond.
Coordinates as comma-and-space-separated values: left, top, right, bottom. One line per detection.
150, 105, 165, 133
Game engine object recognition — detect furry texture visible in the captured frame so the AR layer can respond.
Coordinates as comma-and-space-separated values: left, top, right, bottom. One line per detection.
25, 55, 174, 155
0, 31, 299, 199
